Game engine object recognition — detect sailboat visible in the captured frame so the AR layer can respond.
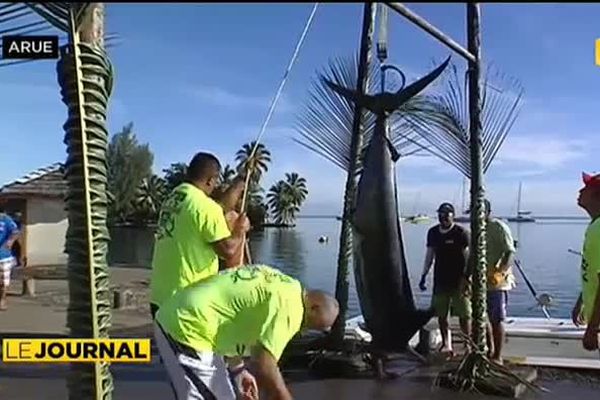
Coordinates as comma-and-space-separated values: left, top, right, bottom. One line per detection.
403, 192, 430, 223
454, 177, 470, 222
507, 182, 535, 223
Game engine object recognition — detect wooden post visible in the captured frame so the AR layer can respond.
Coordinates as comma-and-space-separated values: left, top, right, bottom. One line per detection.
467, 2, 488, 352
330, 2, 377, 346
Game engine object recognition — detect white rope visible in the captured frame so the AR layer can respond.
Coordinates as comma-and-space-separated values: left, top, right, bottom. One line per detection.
238, 3, 319, 264
248, 3, 319, 155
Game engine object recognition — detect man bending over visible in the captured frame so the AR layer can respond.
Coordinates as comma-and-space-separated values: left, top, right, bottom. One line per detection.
154, 264, 339, 400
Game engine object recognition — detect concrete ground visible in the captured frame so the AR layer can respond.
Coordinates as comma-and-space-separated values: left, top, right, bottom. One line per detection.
2, 360, 599, 400
1, 269, 599, 399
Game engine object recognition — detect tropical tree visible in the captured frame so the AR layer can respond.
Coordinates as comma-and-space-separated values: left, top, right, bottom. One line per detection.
163, 162, 187, 192
235, 141, 272, 183
283, 172, 308, 205
106, 122, 154, 223
2, 3, 118, 399
266, 173, 308, 225
219, 164, 237, 186
133, 175, 168, 225
400, 61, 524, 178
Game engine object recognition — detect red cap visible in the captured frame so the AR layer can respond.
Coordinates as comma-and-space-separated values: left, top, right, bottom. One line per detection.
582, 172, 600, 188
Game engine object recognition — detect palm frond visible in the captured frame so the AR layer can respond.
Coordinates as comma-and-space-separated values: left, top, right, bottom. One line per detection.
24, 3, 90, 33
0, 2, 120, 68
293, 53, 433, 172
402, 60, 524, 178
57, 7, 115, 397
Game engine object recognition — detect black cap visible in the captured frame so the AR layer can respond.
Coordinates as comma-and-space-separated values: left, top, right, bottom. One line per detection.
437, 202, 455, 214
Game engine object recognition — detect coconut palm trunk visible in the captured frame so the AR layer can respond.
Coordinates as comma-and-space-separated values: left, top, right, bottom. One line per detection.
466, 2, 488, 353
56, 3, 115, 399
329, 2, 377, 347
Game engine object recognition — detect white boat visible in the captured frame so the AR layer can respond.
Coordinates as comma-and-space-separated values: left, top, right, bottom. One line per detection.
344, 315, 600, 369
507, 182, 536, 223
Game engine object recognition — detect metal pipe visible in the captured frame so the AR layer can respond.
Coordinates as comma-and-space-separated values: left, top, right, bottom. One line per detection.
386, 3, 476, 64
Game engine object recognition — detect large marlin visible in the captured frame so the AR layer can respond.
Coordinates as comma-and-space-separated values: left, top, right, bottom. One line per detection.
324, 57, 451, 355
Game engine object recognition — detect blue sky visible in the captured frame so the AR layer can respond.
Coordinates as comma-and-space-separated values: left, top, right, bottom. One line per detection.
2, 3, 600, 216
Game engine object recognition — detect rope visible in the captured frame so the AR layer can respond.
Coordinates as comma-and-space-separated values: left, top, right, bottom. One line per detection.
238, 3, 319, 265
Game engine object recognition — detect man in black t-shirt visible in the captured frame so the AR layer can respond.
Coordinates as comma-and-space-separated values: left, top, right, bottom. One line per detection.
419, 202, 472, 354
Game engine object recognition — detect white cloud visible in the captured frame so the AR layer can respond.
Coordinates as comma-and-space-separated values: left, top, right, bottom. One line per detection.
182, 84, 294, 113
496, 135, 588, 170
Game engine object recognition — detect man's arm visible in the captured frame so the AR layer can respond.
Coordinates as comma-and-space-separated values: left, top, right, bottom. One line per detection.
498, 223, 516, 271
213, 175, 246, 212
249, 344, 293, 400
2, 218, 19, 250
421, 247, 435, 278
588, 273, 600, 331
211, 219, 247, 261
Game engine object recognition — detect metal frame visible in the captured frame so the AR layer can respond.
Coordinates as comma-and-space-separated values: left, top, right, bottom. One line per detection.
386, 3, 476, 63
384, 2, 488, 350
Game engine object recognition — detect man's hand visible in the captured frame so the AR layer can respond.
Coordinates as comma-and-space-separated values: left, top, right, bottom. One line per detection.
233, 213, 251, 235
419, 275, 427, 292
572, 301, 584, 327
233, 369, 259, 400
582, 326, 599, 351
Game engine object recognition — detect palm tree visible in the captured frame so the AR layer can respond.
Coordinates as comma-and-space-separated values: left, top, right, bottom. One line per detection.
235, 141, 272, 183
163, 162, 188, 192
400, 61, 524, 178
134, 175, 168, 224
267, 181, 298, 225
1, 3, 118, 399
219, 164, 237, 187
284, 173, 308, 205
266, 173, 308, 225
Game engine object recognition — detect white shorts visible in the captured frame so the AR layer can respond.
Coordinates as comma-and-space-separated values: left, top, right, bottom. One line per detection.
154, 322, 236, 400
0, 257, 15, 288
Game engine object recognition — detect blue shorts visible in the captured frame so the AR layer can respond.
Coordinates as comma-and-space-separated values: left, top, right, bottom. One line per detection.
487, 290, 508, 323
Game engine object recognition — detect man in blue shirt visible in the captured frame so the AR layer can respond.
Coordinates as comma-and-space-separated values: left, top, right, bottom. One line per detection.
0, 207, 20, 310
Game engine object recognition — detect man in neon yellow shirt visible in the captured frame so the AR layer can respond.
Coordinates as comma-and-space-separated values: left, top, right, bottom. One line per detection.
572, 172, 600, 354
480, 199, 516, 365
150, 152, 250, 318
154, 264, 339, 400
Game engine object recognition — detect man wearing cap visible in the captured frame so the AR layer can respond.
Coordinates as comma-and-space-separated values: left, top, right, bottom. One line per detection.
572, 172, 600, 354
420, 202, 472, 355
483, 199, 516, 365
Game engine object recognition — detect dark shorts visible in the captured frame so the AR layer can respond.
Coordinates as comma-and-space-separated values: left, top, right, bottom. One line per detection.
487, 290, 508, 323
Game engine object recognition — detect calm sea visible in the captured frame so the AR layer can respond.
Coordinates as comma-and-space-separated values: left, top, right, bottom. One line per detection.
248, 218, 590, 320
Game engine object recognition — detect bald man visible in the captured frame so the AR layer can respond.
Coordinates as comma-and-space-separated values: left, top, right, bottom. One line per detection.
154, 264, 338, 400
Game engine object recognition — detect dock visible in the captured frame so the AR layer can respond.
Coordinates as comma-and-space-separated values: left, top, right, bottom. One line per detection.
345, 316, 600, 370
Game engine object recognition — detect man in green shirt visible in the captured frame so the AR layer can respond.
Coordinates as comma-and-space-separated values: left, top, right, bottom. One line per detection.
572, 172, 600, 354
150, 152, 250, 318
154, 264, 339, 400
483, 199, 516, 365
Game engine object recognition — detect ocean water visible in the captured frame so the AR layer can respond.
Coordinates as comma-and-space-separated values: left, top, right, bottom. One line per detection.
248, 218, 590, 320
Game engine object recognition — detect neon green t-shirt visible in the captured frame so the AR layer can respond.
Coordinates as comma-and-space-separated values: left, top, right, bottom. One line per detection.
486, 218, 516, 291
156, 264, 305, 361
581, 217, 600, 323
150, 183, 231, 307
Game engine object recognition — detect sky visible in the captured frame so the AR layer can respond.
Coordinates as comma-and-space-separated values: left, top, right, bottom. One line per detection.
2, 3, 600, 217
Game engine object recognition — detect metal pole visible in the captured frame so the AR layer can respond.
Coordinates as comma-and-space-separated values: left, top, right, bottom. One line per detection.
330, 2, 376, 347
467, 2, 488, 352
386, 3, 476, 63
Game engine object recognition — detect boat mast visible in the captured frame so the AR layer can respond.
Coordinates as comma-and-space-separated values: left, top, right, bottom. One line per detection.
461, 177, 467, 213
517, 181, 522, 216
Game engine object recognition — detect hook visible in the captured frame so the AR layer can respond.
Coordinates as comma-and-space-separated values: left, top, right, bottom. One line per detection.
380, 64, 406, 93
